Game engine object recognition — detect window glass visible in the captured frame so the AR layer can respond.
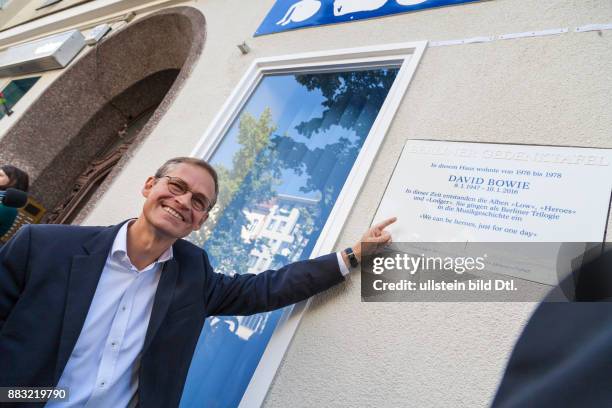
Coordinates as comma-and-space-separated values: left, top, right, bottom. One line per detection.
0, 77, 40, 119
37, 0, 62, 10
247, 219, 258, 231
181, 66, 399, 407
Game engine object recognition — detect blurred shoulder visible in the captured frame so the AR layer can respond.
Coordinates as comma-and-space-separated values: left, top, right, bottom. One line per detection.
25, 223, 107, 238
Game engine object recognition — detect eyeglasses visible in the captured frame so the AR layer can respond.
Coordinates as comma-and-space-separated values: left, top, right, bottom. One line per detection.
160, 176, 212, 212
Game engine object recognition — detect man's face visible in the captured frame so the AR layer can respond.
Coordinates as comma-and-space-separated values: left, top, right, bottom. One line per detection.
141, 163, 215, 239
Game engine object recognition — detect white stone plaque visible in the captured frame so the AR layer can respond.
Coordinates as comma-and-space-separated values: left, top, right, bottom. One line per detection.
373, 140, 612, 285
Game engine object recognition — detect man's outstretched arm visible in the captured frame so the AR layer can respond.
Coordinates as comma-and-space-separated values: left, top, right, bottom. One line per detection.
0, 226, 31, 331
204, 253, 343, 317
204, 217, 396, 317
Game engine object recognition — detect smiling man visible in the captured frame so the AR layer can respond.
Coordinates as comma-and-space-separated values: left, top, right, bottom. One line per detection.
127, 159, 219, 271
0, 157, 395, 408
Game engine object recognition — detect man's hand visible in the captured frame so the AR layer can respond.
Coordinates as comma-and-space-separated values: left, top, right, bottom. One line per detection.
342, 217, 397, 268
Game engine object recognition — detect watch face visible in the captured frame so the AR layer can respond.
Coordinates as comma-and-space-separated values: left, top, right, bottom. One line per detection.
345, 248, 357, 267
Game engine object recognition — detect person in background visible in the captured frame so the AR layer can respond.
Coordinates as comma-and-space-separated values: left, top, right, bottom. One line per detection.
0, 165, 29, 238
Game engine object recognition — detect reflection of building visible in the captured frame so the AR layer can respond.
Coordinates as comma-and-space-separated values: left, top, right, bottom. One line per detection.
241, 193, 319, 273
209, 312, 271, 341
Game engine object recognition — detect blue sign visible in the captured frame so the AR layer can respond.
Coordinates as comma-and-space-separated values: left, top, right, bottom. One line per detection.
255, 0, 487, 36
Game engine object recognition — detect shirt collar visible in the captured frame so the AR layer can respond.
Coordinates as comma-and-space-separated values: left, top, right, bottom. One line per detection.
110, 220, 174, 269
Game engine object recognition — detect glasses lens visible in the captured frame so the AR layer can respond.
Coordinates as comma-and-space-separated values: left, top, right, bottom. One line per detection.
165, 177, 210, 212
191, 196, 208, 212
166, 178, 187, 195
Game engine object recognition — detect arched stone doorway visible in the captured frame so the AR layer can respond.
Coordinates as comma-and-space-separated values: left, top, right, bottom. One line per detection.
0, 6, 205, 223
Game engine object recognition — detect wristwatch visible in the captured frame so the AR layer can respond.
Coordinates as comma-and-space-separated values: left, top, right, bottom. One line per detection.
344, 247, 359, 268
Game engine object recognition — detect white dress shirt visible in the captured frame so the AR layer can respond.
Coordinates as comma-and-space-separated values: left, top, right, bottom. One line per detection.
336, 251, 350, 277
47, 222, 172, 407
47, 221, 349, 407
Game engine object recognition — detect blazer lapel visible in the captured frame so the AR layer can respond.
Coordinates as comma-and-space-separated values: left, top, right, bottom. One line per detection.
142, 257, 179, 353
54, 222, 126, 384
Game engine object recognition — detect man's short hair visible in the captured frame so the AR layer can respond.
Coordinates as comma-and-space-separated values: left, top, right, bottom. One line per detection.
154, 157, 219, 210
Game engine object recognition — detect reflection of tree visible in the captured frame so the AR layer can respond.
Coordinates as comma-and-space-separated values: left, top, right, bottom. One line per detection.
189, 68, 398, 272
190, 108, 280, 274
294, 69, 397, 140
272, 69, 399, 242
271, 136, 351, 252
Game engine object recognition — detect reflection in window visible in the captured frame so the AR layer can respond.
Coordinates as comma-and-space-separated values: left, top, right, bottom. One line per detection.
247, 256, 257, 268
37, 0, 62, 10
182, 66, 399, 407
266, 219, 277, 231
0, 77, 40, 119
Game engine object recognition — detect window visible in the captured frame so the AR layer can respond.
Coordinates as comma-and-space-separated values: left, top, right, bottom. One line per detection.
183, 42, 426, 407
37, 0, 62, 10
247, 219, 259, 232
0, 77, 40, 119
266, 219, 277, 231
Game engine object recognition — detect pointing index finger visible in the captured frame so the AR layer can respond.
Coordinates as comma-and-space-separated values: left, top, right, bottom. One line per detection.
374, 217, 397, 231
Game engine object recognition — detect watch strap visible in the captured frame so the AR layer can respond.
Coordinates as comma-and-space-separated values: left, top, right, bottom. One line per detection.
344, 247, 359, 268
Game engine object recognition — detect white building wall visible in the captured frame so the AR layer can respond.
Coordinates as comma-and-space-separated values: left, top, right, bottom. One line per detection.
20, 0, 609, 406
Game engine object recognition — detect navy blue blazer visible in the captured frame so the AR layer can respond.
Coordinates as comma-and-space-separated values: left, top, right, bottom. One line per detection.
0, 222, 344, 407
492, 250, 612, 408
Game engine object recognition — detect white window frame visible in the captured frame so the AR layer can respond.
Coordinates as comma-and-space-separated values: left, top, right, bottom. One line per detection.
189, 41, 427, 408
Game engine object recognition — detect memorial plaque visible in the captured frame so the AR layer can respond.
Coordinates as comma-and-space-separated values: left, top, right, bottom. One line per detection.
373, 140, 612, 285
